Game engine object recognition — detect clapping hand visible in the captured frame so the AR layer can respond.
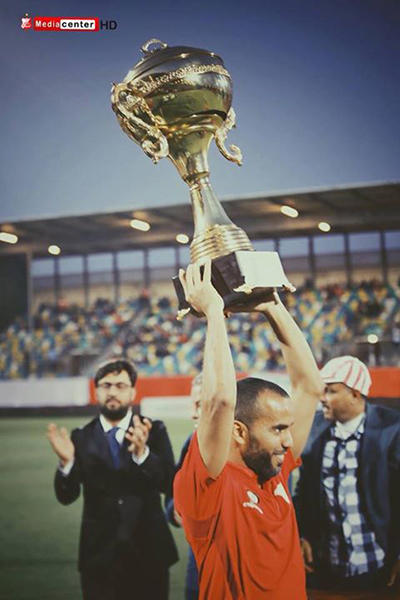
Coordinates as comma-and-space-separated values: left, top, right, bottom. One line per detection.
125, 415, 152, 459
47, 423, 75, 466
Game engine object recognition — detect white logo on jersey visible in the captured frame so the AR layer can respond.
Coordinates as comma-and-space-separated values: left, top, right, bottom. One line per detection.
243, 490, 263, 514
273, 482, 290, 504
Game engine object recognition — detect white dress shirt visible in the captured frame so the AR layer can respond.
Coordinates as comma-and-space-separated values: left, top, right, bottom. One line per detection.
334, 411, 365, 439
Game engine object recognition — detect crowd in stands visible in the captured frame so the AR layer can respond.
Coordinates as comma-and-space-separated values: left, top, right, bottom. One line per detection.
0, 280, 399, 380
117, 280, 400, 375
0, 298, 139, 379
291, 279, 399, 358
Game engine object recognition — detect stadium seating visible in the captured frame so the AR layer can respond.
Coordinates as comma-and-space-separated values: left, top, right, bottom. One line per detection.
0, 281, 399, 379
0, 298, 140, 379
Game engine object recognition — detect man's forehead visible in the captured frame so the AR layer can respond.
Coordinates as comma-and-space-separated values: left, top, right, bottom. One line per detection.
325, 381, 347, 391
258, 392, 293, 419
98, 370, 130, 383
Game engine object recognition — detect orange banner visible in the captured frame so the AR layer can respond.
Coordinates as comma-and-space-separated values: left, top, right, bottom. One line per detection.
89, 368, 400, 404
369, 367, 400, 398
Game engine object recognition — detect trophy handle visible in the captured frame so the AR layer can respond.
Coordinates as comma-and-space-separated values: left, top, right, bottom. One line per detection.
141, 39, 168, 55
215, 107, 243, 166
111, 82, 169, 164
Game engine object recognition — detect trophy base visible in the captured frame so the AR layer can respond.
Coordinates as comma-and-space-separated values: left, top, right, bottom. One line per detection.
172, 251, 295, 318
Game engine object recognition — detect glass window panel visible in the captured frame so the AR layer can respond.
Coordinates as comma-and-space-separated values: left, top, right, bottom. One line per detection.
385, 230, 400, 250
32, 258, 54, 276
349, 232, 380, 251
178, 246, 191, 267
252, 239, 275, 251
59, 256, 83, 274
88, 253, 112, 273
314, 234, 344, 255
149, 247, 175, 268
280, 237, 308, 257
118, 250, 144, 270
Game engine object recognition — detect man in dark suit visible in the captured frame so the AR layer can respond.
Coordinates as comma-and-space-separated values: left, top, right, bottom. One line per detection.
47, 358, 178, 600
294, 355, 400, 593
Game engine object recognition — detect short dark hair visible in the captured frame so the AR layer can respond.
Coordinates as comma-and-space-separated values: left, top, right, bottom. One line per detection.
94, 359, 137, 387
235, 377, 289, 427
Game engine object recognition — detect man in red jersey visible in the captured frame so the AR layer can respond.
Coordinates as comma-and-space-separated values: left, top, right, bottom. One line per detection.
174, 260, 323, 600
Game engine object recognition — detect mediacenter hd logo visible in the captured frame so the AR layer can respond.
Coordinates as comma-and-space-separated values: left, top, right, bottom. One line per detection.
20, 14, 117, 31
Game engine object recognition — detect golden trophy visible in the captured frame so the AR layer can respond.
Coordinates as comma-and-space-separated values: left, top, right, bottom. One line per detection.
111, 39, 293, 317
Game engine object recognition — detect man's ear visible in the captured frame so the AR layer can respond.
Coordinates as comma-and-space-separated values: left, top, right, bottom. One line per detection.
130, 387, 137, 404
351, 389, 362, 404
232, 420, 249, 447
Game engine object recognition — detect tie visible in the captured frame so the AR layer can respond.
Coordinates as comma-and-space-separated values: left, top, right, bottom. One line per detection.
107, 427, 121, 469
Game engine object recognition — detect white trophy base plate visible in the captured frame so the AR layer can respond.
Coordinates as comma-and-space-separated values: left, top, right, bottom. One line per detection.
234, 251, 295, 291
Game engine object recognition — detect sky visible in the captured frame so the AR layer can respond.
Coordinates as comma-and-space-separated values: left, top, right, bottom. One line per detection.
1, 0, 400, 222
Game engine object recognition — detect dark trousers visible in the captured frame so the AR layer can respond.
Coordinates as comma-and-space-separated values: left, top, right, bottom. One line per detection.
185, 547, 199, 600
307, 565, 388, 592
81, 555, 169, 600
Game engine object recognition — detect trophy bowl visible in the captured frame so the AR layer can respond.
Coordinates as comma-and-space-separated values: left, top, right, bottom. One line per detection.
112, 39, 293, 318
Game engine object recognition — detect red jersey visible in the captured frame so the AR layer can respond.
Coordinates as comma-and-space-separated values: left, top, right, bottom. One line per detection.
174, 432, 306, 600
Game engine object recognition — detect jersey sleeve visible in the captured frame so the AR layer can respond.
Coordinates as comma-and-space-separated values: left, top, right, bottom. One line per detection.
174, 431, 226, 525
281, 448, 302, 481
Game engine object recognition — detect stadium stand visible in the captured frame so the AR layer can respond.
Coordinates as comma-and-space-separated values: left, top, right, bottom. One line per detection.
1, 280, 399, 380
0, 297, 140, 379
1, 184, 399, 388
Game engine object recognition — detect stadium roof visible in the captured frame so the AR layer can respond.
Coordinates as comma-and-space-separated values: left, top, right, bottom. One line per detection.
1, 181, 399, 258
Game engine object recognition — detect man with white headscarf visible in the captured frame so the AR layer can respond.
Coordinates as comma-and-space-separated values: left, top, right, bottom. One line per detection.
295, 355, 400, 593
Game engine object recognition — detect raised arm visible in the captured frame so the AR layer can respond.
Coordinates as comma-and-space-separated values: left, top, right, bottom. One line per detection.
254, 292, 323, 458
179, 260, 236, 478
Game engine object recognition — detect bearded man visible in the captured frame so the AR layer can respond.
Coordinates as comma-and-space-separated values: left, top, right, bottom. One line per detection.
47, 358, 178, 600
174, 261, 323, 600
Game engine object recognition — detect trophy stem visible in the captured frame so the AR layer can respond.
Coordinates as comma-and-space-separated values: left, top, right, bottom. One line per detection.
189, 179, 253, 263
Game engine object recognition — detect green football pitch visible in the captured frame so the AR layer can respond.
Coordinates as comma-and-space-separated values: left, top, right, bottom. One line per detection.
0, 417, 193, 600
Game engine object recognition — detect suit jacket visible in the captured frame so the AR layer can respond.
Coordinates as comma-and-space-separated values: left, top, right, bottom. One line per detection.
165, 433, 199, 594
54, 415, 179, 572
294, 404, 400, 570
165, 433, 192, 527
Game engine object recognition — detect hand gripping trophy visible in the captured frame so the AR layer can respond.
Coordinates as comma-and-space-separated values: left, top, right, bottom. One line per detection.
111, 39, 294, 317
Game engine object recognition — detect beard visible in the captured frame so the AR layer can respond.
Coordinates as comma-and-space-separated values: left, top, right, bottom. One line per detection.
242, 433, 279, 485
100, 403, 129, 421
